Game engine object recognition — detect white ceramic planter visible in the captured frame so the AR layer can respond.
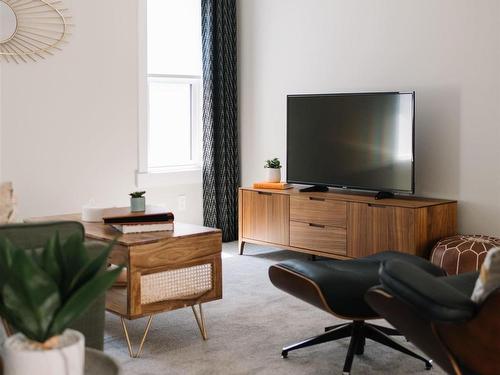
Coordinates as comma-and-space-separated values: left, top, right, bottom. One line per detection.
81, 206, 105, 222
265, 168, 281, 183
2, 329, 85, 375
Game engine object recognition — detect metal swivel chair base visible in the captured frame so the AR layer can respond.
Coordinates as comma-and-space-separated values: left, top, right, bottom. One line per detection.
281, 321, 433, 374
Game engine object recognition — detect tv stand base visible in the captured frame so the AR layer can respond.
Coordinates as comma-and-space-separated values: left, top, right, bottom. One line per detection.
375, 191, 395, 200
299, 185, 329, 193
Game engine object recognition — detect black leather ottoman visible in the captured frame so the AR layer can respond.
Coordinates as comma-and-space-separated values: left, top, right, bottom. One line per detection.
269, 251, 444, 374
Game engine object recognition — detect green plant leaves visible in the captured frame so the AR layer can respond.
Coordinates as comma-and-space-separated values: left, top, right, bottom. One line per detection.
61, 234, 89, 276
2, 250, 61, 342
129, 191, 146, 198
264, 158, 281, 169
0, 237, 14, 288
67, 240, 116, 294
0, 232, 122, 343
42, 233, 62, 285
48, 265, 122, 337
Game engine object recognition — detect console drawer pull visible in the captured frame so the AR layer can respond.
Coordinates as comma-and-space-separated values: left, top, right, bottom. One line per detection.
309, 223, 325, 228
257, 192, 272, 196
309, 197, 325, 202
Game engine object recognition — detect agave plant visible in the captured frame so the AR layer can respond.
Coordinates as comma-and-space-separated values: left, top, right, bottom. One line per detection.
0, 233, 122, 344
129, 191, 146, 198
264, 158, 281, 169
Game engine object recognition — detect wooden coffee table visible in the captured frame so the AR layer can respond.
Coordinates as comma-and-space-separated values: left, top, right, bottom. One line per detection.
29, 214, 222, 358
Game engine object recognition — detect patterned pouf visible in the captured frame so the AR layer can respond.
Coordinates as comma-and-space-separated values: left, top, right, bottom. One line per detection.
431, 235, 500, 275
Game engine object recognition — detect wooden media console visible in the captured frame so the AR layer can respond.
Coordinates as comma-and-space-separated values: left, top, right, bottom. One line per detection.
238, 187, 457, 259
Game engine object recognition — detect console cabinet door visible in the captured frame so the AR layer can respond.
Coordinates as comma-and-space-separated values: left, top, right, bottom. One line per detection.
241, 191, 289, 246
348, 202, 415, 257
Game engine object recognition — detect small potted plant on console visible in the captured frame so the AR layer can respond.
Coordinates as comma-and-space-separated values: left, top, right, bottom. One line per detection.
130, 191, 146, 212
264, 158, 282, 183
0, 233, 122, 375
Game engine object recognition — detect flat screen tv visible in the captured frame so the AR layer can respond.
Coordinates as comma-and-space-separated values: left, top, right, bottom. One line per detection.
287, 92, 415, 196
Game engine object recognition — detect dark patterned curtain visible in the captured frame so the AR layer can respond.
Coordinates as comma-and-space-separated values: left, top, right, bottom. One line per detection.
201, 0, 239, 242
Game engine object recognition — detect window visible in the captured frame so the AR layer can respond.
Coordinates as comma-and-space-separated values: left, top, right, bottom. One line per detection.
139, 0, 202, 181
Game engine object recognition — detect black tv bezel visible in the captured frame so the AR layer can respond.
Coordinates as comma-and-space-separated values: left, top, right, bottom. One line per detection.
286, 91, 416, 195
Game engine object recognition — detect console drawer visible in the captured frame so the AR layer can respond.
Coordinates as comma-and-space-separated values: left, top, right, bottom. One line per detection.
290, 196, 347, 228
290, 221, 347, 255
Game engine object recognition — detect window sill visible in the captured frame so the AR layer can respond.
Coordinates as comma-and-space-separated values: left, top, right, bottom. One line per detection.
136, 167, 202, 188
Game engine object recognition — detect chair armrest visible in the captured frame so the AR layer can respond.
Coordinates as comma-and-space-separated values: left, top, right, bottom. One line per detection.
363, 250, 447, 277
435, 288, 500, 375
379, 260, 477, 322
68, 240, 108, 350
0, 221, 85, 249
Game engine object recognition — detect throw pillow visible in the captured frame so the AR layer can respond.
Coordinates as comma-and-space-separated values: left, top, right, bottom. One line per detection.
471, 247, 500, 303
0, 182, 15, 224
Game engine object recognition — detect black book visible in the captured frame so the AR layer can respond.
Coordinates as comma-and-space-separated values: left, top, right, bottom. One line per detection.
102, 206, 174, 225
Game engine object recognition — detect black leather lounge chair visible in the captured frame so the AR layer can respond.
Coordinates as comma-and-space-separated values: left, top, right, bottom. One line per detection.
268, 251, 443, 374
366, 259, 500, 375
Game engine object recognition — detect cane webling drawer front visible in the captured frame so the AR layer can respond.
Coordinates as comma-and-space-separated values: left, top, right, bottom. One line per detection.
290, 221, 347, 255
290, 196, 347, 227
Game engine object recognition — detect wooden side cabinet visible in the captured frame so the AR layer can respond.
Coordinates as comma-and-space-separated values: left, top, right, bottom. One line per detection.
239, 187, 457, 259
239, 190, 289, 246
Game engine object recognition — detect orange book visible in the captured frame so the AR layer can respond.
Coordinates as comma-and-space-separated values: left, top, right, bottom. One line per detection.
252, 182, 293, 190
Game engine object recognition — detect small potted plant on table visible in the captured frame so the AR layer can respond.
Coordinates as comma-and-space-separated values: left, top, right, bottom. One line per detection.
130, 191, 146, 212
264, 158, 282, 183
0, 233, 122, 375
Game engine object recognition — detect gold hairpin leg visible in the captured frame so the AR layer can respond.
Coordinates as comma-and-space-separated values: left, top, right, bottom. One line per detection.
120, 317, 134, 358
1, 317, 13, 337
120, 315, 154, 358
192, 303, 208, 340
136, 316, 154, 358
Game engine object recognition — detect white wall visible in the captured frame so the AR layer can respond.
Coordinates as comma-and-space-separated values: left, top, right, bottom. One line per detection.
0, 62, 2, 180
0, 0, 203, 223
238, 0, 500, 236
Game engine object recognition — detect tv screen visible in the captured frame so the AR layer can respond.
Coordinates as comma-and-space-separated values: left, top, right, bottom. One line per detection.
287, 92, 415, 194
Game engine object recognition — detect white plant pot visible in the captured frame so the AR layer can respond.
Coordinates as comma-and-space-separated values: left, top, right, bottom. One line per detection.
2, 329, 85, 375
265, 168, 281, 183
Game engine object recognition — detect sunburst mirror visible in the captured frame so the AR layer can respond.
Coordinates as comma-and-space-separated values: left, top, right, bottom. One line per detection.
0, 0, 71, 63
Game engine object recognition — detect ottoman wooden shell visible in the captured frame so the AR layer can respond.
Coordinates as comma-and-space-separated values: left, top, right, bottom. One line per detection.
430, 235, 500, 275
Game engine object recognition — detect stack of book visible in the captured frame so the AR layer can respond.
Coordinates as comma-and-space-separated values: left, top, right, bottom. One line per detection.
103, 207, 175, 234
252, 182, 292, 190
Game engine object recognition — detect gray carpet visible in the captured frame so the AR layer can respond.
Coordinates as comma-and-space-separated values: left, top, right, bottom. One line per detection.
104, 243, 445, 375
